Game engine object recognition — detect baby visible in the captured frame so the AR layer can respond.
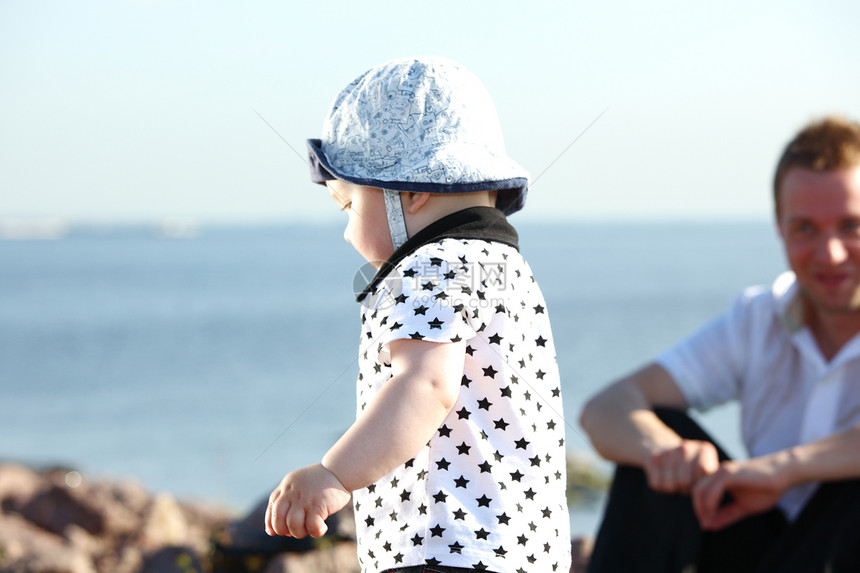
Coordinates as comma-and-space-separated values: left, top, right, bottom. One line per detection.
265, 56, 571, 573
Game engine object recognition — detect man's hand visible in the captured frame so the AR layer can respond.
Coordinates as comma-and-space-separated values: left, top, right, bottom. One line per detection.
644, 439, 720, 494
692, 457, 787, 531
265, 463, 351, 538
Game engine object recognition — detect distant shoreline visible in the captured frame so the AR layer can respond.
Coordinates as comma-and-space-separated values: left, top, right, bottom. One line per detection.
0, 217, 776, 240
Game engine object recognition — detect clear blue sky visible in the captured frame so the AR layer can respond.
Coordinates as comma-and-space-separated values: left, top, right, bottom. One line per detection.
2, 0, 859, 223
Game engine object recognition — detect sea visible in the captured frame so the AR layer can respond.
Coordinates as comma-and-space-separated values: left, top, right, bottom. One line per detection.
0, 220, 785, 538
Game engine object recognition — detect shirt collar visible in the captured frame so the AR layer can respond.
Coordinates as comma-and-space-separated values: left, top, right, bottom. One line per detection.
773, 271, 805, 333
356, 206, 519, 303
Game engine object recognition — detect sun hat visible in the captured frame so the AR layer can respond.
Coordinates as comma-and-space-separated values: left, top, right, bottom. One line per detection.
307, 56, 529, 218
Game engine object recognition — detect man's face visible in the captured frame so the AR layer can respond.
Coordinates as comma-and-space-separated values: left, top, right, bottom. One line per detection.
778, 166, 860, 315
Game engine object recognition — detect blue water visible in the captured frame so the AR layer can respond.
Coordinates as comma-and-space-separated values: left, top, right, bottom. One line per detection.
0, 221, 785, 537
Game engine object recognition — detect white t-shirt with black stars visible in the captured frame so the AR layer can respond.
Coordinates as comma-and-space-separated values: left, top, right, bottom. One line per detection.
352, 229, 570, 572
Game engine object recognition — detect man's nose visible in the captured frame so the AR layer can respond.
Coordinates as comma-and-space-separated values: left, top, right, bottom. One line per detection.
818, 234, 849, 264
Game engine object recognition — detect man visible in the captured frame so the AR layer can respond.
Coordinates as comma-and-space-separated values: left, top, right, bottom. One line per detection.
580, 116, 860, 573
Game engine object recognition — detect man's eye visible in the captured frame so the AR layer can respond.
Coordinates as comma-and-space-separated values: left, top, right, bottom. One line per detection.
842, 220, 860, 234
792, 222, 815, 236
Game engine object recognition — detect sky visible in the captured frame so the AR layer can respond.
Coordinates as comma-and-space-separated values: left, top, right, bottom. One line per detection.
1, 0, 859, 224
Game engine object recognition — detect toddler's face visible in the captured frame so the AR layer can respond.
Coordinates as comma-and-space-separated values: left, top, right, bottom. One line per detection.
327, 180, 394, 267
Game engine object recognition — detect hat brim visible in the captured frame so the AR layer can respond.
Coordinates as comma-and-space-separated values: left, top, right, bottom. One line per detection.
306, 139, 527, 216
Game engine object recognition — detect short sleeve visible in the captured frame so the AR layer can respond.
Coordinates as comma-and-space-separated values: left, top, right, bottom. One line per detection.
656, 293, 752, 411
366, 247, 478, 366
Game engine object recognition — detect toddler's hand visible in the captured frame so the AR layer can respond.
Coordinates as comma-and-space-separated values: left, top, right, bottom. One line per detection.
265, 463, 351, 538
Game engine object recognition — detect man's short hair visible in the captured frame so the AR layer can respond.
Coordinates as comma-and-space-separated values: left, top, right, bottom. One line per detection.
774, 116, 860, 214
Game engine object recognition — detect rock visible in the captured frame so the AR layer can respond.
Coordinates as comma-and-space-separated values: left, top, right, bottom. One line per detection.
139, 546, 203, 573
137, 493, 189, 551
177, 498, 235, 556
0, 463, 231, 573
0, 462, 596, 573
98, 478, 151, 517
566, 453, 610, 506
77, 477, 148, 539
8, 467, 147, 540
88, 543, 143, 573
0, 463, 42, 510
62, 524, 104, 561
262, 541, 360, 573
570, 536, 595, 573
17, 484, 106, 536
0, 512, 95, 573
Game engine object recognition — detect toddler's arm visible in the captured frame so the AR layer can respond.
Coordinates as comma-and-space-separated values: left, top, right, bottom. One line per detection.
266, 338, 465, 538
323, 338, 464, 489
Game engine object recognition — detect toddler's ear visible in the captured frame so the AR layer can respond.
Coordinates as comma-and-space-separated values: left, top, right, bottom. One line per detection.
403, 192, 431, 214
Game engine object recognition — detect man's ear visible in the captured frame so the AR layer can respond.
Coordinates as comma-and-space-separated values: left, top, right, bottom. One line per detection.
403, 192, 431, 214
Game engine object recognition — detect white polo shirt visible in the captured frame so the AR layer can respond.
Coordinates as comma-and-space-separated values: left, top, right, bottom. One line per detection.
658, 271, 860, 520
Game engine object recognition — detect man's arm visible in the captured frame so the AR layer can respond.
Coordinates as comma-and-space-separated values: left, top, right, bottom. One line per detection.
788, 421, 860, 482
694, 421, 860, 530
265, 338, 464, 538
579, 363, 719, 493
579, 363, 690, 464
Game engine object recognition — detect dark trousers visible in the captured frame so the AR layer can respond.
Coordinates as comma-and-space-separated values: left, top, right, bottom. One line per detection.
588, 408, 860, 573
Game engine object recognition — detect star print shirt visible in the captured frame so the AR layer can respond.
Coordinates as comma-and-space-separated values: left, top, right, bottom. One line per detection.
351, 207, 571, 573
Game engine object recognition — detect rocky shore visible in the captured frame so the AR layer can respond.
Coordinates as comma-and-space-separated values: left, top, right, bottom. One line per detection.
0, 461, 602, 573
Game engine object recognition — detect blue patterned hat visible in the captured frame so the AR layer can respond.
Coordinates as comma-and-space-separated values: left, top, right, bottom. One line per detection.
307, 56, 529, 215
